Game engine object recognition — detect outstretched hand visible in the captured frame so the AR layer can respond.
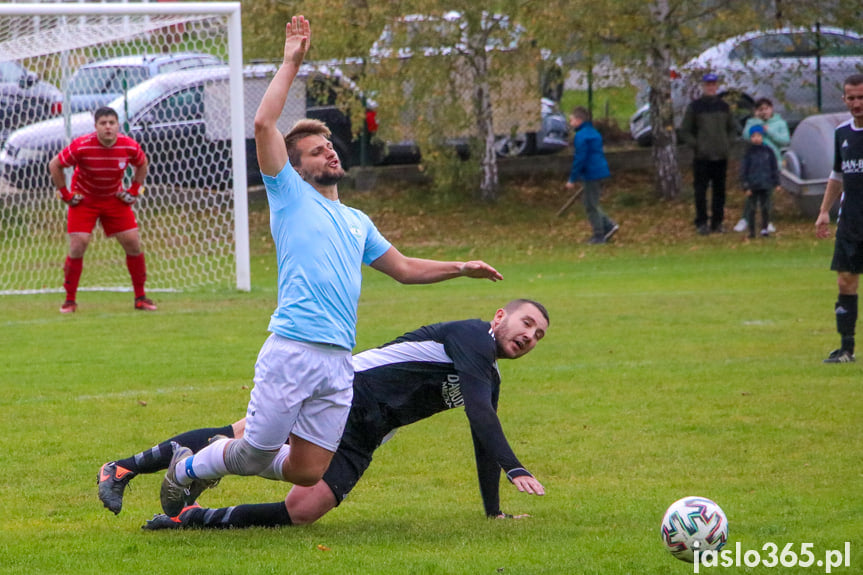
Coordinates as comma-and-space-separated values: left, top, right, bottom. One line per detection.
459, 261, 503, 282
283, 15, 311, 68
512, 475, 545, 496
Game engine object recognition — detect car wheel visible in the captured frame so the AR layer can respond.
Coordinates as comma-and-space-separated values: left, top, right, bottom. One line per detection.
635, 132, 653, 147
494, 133, 529, 157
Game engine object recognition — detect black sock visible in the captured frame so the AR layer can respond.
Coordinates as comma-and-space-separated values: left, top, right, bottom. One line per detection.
181, 501, 293, 529
836, 294, 858, 353
115, 424, 235, 474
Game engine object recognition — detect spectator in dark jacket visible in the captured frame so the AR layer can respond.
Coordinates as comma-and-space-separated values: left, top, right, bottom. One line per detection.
740, 125, 780, 238
565, 106, 618, 244
681, 73, 740, 235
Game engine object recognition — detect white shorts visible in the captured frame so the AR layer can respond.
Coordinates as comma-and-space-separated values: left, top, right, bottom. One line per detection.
244, 334, 353, 452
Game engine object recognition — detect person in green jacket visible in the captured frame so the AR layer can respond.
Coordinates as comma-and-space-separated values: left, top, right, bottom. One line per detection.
681, 73, 740, 235
733, 98, 790, 234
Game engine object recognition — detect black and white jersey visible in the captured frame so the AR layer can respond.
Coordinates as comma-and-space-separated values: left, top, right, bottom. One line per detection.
833, 119, 863, 241
352, 318, 531, 516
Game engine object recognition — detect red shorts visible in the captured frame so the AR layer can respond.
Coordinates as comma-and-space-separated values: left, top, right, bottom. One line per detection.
67, 194, 138, 237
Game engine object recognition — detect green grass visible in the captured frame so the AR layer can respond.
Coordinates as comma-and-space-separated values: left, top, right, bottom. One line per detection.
2, 183, 862, 574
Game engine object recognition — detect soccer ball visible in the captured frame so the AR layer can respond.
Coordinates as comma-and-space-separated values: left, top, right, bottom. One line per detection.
660, 496, 728, 563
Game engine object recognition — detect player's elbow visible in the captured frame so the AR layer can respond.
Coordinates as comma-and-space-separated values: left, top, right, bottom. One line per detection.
254, 113, 278, 137
48, 156, 62, 174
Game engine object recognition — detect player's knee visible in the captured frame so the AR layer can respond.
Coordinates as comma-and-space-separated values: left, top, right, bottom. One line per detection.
223, 438, 275, 476
285, 500, 320, 525
285, 486, 333, 525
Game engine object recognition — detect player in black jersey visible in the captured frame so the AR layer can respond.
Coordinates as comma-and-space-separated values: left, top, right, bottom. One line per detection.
97, 299, 549, 528
816, 74, 863, 363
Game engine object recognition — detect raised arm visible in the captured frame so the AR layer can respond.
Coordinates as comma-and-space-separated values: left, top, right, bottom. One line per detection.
255, 15, 311, 176
369, 246, 503, 284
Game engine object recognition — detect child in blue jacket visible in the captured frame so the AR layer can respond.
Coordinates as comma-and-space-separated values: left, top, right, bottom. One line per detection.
565, 107, 618, 244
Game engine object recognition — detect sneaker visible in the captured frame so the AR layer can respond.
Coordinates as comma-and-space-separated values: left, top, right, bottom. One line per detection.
160, 443, 219, 517
587, 236, 607, 245
134, 296, 157, 311
97, 462, 137, 515
767, 222, 776, 233
696, 225, 710, 236
823, 349, 855, 363
59, 300, 77, 314
142, 503, 200, 530
711, 224, 727, 234
761, 228, 770, 237
733, 218, 748, 232
160, 444, 195, 517
603, 223, 620, 242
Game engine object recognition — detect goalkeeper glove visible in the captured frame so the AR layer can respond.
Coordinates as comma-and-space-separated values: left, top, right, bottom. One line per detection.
116, 181, 142, 205
57, 187, 82, 206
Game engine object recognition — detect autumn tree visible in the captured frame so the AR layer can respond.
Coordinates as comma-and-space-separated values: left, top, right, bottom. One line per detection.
241, 0, 545, 202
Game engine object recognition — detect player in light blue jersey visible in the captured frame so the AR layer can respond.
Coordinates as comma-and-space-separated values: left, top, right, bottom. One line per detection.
159, 15, 503, 517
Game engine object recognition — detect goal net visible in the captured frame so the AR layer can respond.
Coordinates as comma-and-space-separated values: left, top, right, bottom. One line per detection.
0, 1, 249, 295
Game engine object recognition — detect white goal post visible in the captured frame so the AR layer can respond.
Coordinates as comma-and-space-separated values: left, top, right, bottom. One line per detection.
0, 1, 250, 295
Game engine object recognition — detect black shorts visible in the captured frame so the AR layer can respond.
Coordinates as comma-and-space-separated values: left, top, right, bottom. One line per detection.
322, 390, 392, 505
831, 236, 863, 274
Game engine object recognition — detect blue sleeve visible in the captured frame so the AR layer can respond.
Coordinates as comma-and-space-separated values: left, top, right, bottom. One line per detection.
568, 132, 587, 183
262, 162, 303, 212
360, 211, 392, 265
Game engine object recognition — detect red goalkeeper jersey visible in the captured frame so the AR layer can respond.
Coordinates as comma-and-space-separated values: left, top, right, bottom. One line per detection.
58, 133, 146, 197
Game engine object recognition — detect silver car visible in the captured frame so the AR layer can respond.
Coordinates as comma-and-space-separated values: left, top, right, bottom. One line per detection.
630, 26, 863, 146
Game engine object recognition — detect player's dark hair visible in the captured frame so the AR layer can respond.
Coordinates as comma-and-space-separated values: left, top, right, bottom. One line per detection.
506, 299, 550, 325
754, 97, 773, 108
570, 106, 590, 122
94, 106, 118, 122
284, 118, 333, 167
844, 74, 863, 88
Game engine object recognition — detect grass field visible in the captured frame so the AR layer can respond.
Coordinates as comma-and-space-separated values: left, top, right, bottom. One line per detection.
2, 176, 862, 575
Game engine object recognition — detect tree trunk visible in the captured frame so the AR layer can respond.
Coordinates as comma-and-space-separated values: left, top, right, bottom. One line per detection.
467, 34, 499, 202
647, 0, 682, 200
477, 75, 499, 202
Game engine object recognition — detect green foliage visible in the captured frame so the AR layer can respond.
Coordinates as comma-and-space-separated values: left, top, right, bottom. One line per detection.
560, 86, 639, 129
2, 182, 862, 573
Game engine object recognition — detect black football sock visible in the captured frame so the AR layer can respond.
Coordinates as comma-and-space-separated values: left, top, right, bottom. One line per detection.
181, 501, 293, 529
115, 424, 235, 474
836, 294, 857, 353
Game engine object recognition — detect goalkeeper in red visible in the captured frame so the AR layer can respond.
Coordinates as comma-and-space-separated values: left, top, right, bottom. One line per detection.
48, 106, 155, 313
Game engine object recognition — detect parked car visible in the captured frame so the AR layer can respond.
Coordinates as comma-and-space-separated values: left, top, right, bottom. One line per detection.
629, 26, 863, 146
0, 64, 380, 190
0, 61, 63, 147
65, 52, 224, 113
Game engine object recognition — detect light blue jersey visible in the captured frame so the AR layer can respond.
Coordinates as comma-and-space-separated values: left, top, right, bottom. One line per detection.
262, 163, 391, 350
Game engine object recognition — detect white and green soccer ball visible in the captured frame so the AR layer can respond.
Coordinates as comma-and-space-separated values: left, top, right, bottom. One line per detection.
660, 496, 728, 563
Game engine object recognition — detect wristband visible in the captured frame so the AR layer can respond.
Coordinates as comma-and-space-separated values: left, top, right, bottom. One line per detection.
127, 181, 142, 196
57, 187, 73, 202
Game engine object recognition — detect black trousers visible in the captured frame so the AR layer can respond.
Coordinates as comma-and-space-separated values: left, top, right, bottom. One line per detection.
693, 158, 728, 229
745, 189, 770, 236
